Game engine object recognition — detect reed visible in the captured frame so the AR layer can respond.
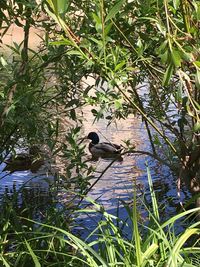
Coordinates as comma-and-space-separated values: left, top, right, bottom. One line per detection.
1, 167, 199, 266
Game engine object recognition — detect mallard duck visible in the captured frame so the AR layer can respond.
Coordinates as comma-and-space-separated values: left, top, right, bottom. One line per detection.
3, 145, 44, 173
87, 132, 122, 159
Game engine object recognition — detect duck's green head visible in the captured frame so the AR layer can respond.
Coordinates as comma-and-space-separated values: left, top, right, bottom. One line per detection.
87, 132, 99, 144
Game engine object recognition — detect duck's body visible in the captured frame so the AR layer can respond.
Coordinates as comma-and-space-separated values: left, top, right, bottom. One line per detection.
3, 154, 32, 172
3, 146, 44, 173
87, 132, 122, 159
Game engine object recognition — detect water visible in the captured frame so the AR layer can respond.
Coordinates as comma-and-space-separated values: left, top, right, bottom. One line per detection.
71, 105, 189, 238
0, 24, 192, 245
0, 156, 54, 212
0, 101, 190, 237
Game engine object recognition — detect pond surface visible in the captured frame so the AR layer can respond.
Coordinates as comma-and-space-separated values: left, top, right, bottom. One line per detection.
0, 31, 190, 237
0, 102, 190, 238
72, 105, 190, 237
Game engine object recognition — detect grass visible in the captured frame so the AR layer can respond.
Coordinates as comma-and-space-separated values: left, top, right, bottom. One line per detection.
0, 167, 200, 266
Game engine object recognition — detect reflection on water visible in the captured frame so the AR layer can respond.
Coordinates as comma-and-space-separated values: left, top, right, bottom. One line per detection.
73, 106, 189, 237
0, 104, 190, 237
0, 160, 54, 219
0, 163, 53, 192
0, 25, 192, 241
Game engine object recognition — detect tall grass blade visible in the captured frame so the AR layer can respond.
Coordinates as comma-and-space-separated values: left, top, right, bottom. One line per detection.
105, 0, 125, 22
0, 256, 10, 267
22, 217, 109, 267
167, 228, 200, 266
146, 164, 166, 260
133, 182, 142, 266
161, 208, 200, 228
142, 243, 158, 266
146, 164, 160, 221
25, 240, 41, 267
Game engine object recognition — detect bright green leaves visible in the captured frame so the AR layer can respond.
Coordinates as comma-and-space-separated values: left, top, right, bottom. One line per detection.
153, 0, 199, 87
157, 41, 177, 86
105, 0, 125, 22
160, 49, 169, 64
136, 38, 145, 57
173, 0, 180, 10
25, 240, 41, 267
157, 40, 168, 64
114, 99, 123, 110
157, 40, 183, 67
197, 2, 200, 20
161, 43, 197, 85
171, 48, 182, 67
194, 122, 200, 132
194, 62, 200, 89
55, 0, 69, 15
92, 12, 102, 33
157, 40, 195, 85
0, 56, 8, 67
114, 60, 126, 71
195, 68, 200, 89
162, 63, 174, 86
47, 0, 69, 16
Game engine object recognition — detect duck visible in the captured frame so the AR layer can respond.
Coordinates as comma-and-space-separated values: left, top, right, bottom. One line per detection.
3, 145, 44, 173
87, 132, 123, 159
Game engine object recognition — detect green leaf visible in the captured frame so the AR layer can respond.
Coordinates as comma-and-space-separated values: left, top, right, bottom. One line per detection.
197, 3, 200, 20
181, 52, 193, 62
194, 123, 200, 132
105, 0, 125, 22
142, 243, 158, 264
104, 22, 113, 36
25, 240, 41, 267
171, 49, 182, 67
195, 69, 200, 89
147, 165, 160, 221
0, 56, 8, 67
46, 0, 57, 14
0, 92, 4, 98
194, 61, 200, 68
0, 256, 10, 267
160, 49, 168, 64
162, 63, 174, 86
136, 38, 144, 56
92, 13, 102, 32
192, 99, 200, 110
155, 21, 166, 36
133, 183, 142, 266
5, 44, 20, 55
92, 13, 101, 24
173, 0, 180, 10
115, 60, 126, 71
167, 228, 200, 266
57, 0, 69, 14
50, 39, 73, 46
66, 50, 83, 56
90, 37, 103, 47
47, 0, 69, 15
157, 40, 168, 54
114, 99, 122, 109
